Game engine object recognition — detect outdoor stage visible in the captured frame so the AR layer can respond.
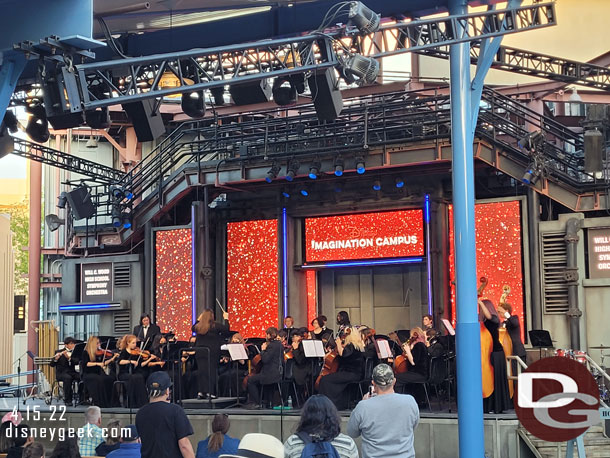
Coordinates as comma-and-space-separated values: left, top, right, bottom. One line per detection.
0, 397, 527, 458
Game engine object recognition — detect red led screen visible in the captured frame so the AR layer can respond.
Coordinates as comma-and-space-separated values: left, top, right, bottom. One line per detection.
305, 210, 424, 262
306, 270, 317, 327
227, 220, 279, 338
449, 200, 525, 340
155, 228, 193, 341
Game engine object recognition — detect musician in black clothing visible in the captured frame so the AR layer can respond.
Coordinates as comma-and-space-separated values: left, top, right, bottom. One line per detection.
147, 334, 169, 373
218, 333, 248, 397
180, 336, 199, 400
81, 336, 116, 408
117, 334, 155, 408
336, 311, 351, 339
289, 329, 310, 398
133, 314, 161, 351
50, 337, 80, 405
283, 316, 296, 342
245, 327, 283, 408
192, 309, 231, 399
395, 327, 429, 397
497, 302, 527, 371
311, 316, 333, 344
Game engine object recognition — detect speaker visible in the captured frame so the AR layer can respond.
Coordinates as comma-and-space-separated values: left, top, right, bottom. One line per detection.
66, 186, 96, 220
307, 68, 343, 122
229, 79, 272, 105
584, 129, 604, 173
122, 99, 166, 142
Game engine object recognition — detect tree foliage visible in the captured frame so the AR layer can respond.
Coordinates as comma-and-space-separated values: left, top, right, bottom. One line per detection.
3, 200, 30, 295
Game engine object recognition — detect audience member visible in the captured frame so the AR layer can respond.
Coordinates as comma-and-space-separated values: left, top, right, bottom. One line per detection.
49, 437, 81, 458
7, 424, 32, 458
95, 420, 122, 456
78, 407, 104, 456
22, 442, 44, 458
347, 364, 419, 458
107, 425, 141, 458
0, 420, 15, 453
195, 414, 238, 458
218, 433, 283, 458
136, 371, 195, 458
284, 395, 358, 458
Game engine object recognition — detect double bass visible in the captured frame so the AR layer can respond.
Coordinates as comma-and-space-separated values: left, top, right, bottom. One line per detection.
478, 277, 495, 398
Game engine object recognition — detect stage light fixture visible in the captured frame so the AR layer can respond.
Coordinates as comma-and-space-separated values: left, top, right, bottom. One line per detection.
111, 205, 122, 228
518, 130, 544, 150
285, 160, 300, 181
110, 185, 125, 201
211, 86, 226, 106
372, 180, 381, 191
3, 110, 19, 133
25, 104, 50, 144
395, 177, 404, 188
348, 1, 381, 35
57, 192, 68, 209
86, 137, 98, 149
334, 156, 344, 176
522, 165, 539, 185
282, 189, 291, 199
45, 214, 65, 232
355, 156, 366, 174
309, 161, 321, 179
272, 78, 298, 106
341, 54, 379, 85
300, 186, 310, 197
181, 91, 206, 118
122, 212, 132, 229
266, 164, 281, 183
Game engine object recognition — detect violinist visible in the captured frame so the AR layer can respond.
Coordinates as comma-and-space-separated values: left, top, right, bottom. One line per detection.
318, 327, 364, 410
181, 336, 198, 400
147, 334, 169, 373
218, 333, 248, 397
118, 334, 155, 408
81, 336, 116, 408
426, 329, 444, 358
245, 327, 283, 409
336, 311, 351, 339
395, 327, 429, 403
192, 309, 230, 400
50, 337, 80, 405
360, 327, 379, 365
289, 328, 310, 399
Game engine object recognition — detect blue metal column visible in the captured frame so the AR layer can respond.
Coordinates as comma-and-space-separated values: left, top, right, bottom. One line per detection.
449, 0, 485, 457
0, 55, 26, 124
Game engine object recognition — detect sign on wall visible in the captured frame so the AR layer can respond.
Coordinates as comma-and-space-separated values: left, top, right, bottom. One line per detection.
587, 227, 610, 279
305, 209, 424, 262
81, 263, 113, 302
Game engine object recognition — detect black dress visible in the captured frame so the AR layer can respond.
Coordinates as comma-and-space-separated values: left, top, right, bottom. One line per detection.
192, 320, 230, 396
395, 342, 429, 402
118, 349, 149, 408
81, 351, 114, 408
318, 344, 364, 410
505, 315, 527, 375
483, 316, 511, 414
218, 351, 248, 397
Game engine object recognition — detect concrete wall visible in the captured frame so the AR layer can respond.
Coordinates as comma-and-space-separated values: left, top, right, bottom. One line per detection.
0, 214, 14, 375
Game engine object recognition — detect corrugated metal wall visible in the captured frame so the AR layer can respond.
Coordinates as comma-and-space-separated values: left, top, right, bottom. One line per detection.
0, 214, 15, 375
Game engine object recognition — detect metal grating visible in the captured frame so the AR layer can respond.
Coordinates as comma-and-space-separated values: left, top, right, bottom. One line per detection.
113, 311, 131, 335
541, 231, 569, 314
113, 264, 131, 288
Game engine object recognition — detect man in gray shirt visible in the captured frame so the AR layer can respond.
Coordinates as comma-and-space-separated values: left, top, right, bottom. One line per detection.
347, 363, 419, 458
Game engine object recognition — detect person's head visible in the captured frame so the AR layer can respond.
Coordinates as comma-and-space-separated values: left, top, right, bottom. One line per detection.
266, 327, 278, 341
152, 334, 165, 352
360, 327, 375, 344
219, 433, 284, 458
194, 309, 214, 335
295, 395, 341, 442
337, 311, 350, 326
22, 441, 44, 458
422, 314, 433, 328
497, 303, 512, 316
140, 314, 151, 327
105, 420, 122, 446
344, 327, 364, 351
208, 414, 230, 453
291, 329, 303, 344
120, 425, 139, 444
410, 327, 427, 345
49, 437, 79, 458
85, 406, 102, 427
371, 363, 396, 394
119, 334, 137, 351
230, 333, 244, 344
9, 424, 31, 447
0, 421, 14, 453
479, 299, 498, 322
425, 328, 438, 346
85, 336, 99, 360
278, 330, 288, 343
147, 371, 172, 401
64, 337, 76, 351
284, 316, 294, 328
311, 318, 320, 330
160, 336, 167, 345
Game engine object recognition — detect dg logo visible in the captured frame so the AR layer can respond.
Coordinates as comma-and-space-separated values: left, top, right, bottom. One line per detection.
515, 356, 601, 442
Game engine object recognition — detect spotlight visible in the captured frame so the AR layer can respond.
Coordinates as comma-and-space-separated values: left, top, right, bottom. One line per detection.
341, 54, 379, 85
522, 166, 539, 185
110, 185, 125, 201
348, 1, 381, 35
25, 103, 50, 144
266, 164, 280, 183
334, 156, 344, 176
300, 186, 310, 197
355, 156, 366, 174
45, 214, 65, 232
395, 177, 404, 188
282, 189, 291, 199
57, 192, 68, 209
308, 161, 321, 180
122, 212, 132, 229
211, 86, 226, 106
518, 130, 544, 150
85, 137, 98, 149
272, 78, 297, 106
85, 107, 111, 129
3, 110, 18, 133
111, 205, 122, 228
285, 160, 300, 181
372, 180, 381, 191
181, 91, 206, 118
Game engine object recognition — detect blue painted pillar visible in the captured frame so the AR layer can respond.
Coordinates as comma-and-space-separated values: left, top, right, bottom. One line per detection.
0, 54, 26, 125
448, 0, 485, 457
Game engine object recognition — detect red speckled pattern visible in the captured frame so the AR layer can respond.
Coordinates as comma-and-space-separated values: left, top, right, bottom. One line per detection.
227, 220, 279, 338
449, 200, 525, 340
306, 270, 317, 327
305, 210, 424, 262
155, 228, 193, 341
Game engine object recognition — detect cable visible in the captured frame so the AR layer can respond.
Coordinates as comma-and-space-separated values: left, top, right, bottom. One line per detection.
97, 17, 129, 59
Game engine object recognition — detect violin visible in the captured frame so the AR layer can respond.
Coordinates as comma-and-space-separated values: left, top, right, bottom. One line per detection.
127, 348, 155, 359
96, 349, 116, 358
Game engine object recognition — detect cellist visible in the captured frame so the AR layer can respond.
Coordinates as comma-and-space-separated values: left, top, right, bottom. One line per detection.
394, 327, 429, 403
244, 327, 283, 409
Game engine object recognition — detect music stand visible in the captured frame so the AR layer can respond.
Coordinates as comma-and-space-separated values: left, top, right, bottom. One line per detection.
529, 330, 554, 360
225, 343, 248, 409
374, 340, 393, 360
169, 341, 190, 404
303, 340, 325, 396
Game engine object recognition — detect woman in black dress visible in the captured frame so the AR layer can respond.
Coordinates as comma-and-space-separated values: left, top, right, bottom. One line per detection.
335, 311, 351, 339
218, 332, 248, 397
81, 336, 116, 408
395, 327, 429, 402
192, 309, 230, 399
117, 334, 154, 408
290, 328, 311, 399
147, 334, 169, 373
311, 316, 333, 349
479, 299, 511, 414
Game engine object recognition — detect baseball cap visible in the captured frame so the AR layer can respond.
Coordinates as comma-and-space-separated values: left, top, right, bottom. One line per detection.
372, 363, 395, 387
147, 371, 172, 391
219, 433, 284, 458
121, 425, 139, 441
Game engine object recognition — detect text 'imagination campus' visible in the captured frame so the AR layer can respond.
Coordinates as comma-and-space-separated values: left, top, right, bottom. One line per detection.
311, 236, 418, 250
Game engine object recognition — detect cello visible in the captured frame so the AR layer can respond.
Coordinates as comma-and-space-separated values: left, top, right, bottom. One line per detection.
314, 329, 350, 390
388, 331, 409, 374
478, 277, 495, 398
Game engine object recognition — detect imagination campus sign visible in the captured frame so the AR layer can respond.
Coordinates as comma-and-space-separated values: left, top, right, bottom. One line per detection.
305, 209, 424, 262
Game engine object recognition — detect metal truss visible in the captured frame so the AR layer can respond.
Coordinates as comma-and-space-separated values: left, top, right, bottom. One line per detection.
69, 2, 555, 110
12, 138, 124, 183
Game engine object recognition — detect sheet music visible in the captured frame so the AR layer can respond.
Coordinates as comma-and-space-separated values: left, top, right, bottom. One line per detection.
442, 319, 455, 336
226, 343, 248, 361
303, 339, 325, 358
374, 339, 393, 359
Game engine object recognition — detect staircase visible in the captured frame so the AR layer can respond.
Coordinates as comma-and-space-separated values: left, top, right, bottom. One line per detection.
519, 426, 610, 458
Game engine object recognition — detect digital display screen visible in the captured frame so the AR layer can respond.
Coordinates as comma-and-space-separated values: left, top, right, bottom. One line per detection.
304, 209, 425, 262
587, 228, 610, 279
81, 263, 113, 302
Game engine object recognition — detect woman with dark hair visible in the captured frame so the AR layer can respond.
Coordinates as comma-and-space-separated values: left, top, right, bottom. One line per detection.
147, 334, 169, 373
195, 414, 239, 458
284, 395, 358, 458
336, 311, 351, 339
479, 299, 511, 414
94, 420, 121, 456
49, 437, 81, 458
23, 442, 44, 458
192, 309, 230, 399
0, 420, 14, 453
311, 317, 333, 345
